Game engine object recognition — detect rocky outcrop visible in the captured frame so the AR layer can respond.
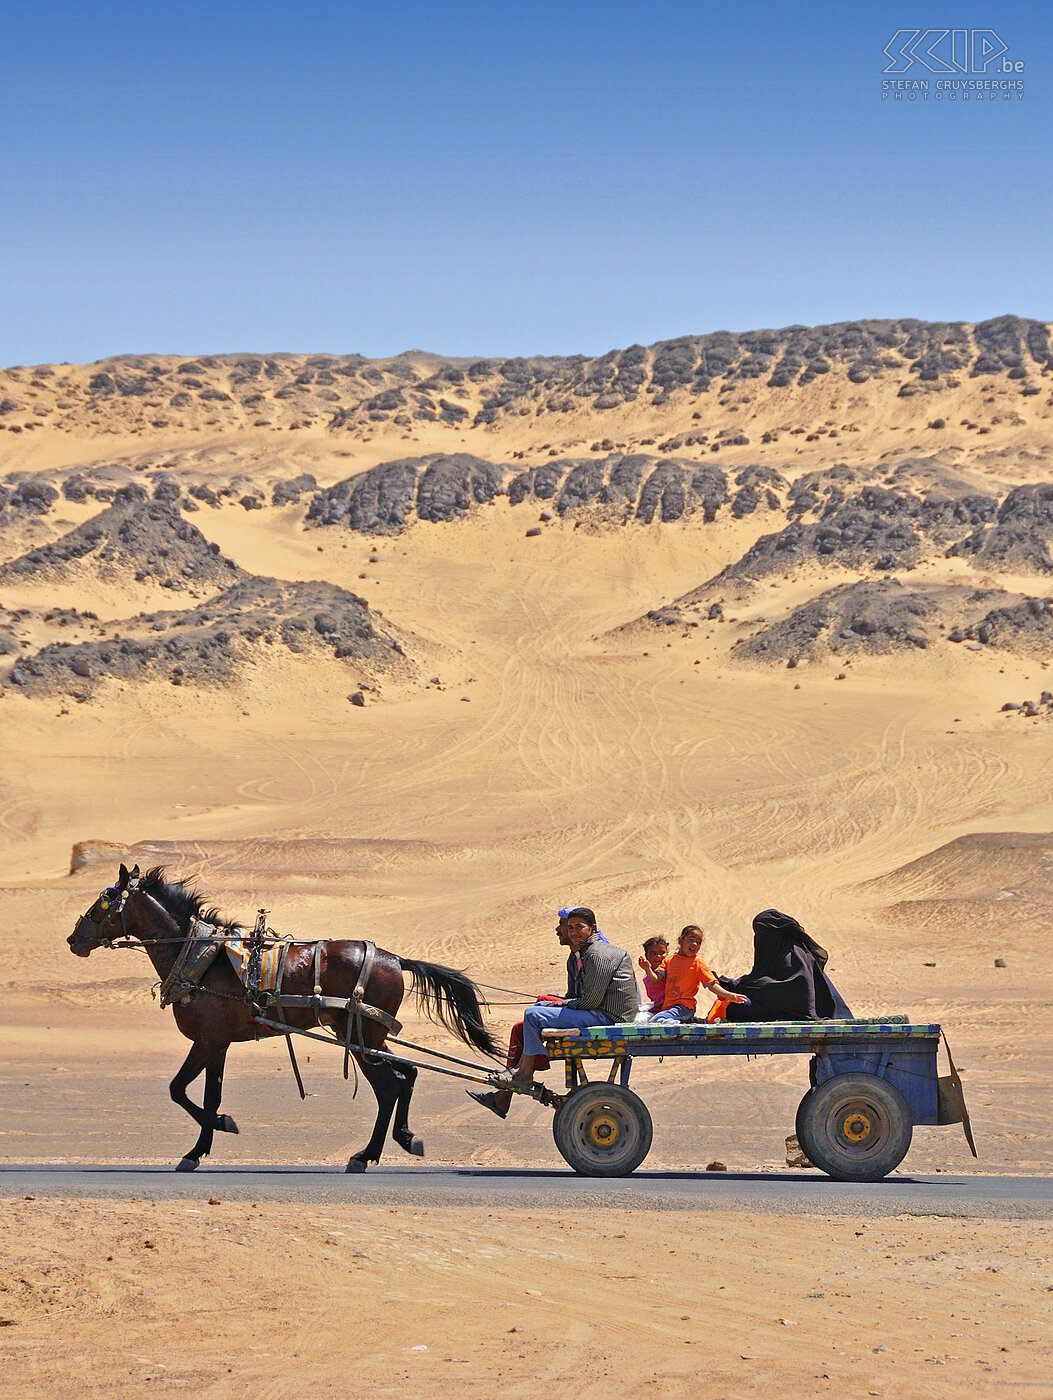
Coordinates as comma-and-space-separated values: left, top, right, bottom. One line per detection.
305, 451, 731, 533
730, 466, 788, 518
2, 317, 1049, 439
731, 579, 1053, 662
949, 484, 1053, 573
5, 576, 410, 697
677, 462, 999, 593
305, 453, 505, 534
0, 478, 59, 518
508, 454, 728, 523
0, 496, 244, 592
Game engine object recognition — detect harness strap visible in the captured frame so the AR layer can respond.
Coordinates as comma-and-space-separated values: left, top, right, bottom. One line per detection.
266, 942, 305, 1098
354, 941, 376, 1002
159, 929, 196, 1007
158, 919, 224, 1009
272, 992, 400, 1034
311, 941, 324, 1019
346, 940, 377, 1079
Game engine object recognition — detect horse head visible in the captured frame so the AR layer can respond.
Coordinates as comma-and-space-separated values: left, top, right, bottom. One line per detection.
68, 862, 141, 956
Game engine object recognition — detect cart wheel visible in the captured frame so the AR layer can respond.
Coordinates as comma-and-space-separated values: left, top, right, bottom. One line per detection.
794, 1087, 814, 1147
552, 1083, 653, 1177
796, 1073, 913, 1182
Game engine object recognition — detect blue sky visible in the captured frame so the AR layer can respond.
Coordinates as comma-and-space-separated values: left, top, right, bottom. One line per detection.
0, 0, 1048, 363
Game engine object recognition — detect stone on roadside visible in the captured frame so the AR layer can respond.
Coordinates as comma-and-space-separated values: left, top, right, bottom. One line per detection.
785, 1134, 815, 1168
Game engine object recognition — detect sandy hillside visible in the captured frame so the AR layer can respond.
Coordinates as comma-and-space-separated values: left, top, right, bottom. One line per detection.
2, 318, 1053, 1181
3, 318, 1053, 1400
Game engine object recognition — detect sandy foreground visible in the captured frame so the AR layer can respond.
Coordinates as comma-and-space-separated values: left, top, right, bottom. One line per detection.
0, 1199, 1050, 1400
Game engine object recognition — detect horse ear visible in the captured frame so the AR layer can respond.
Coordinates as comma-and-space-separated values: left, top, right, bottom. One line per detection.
117, 863, 129, 887
131, 863, 140, 878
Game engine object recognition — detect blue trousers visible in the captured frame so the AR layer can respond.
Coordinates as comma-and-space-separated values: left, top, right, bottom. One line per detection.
649, 1004, 695, 1023
521, 1004, 615, 1058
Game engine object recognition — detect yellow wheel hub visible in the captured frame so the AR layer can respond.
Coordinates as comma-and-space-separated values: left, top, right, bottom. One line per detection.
842, 1111, 873, 1142
588, 1112, 620, 1147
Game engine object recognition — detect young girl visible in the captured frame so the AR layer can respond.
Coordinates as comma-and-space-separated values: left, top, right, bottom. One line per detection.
637, 936, 669, 1013
650, 925, 748, 1022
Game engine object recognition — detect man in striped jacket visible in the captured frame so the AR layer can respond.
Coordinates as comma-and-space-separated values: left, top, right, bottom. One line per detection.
469, 906, 638, 1119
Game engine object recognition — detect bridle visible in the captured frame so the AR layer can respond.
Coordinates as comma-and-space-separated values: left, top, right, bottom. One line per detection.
76, 875, 203, 952
79, 872, 141, 948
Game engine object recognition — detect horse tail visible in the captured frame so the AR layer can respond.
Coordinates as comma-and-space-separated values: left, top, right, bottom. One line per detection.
397, 959, 501, 1059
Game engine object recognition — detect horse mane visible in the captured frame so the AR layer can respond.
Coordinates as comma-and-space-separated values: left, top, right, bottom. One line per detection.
139, 867, 241, 935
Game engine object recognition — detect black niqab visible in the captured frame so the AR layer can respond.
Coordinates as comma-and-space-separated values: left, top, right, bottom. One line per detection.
723, 908, 852, 1021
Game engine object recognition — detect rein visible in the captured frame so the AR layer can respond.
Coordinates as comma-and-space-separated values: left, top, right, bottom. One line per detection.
83, 886, 545, 1004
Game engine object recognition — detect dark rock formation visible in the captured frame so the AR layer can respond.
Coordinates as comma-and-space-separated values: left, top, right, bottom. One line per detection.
509, 454, 727, 524
686, 462, 998, 591
958, 593, 1053, 648
305, 453, 503, 534
732, 579, 1052, 663
271, 473, 318, 506
730, 465, 788, 518
0, 479, 59, 517
950, 484, 1053, 573
6, 319, 1051, 442
5, 576, 410, 696
0, 498, 243, 592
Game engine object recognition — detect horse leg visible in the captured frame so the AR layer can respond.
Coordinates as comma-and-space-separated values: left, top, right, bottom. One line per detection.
390, 1061, 423, 1157
170, 1042, 237, 1172
345, 1055, 400, 1174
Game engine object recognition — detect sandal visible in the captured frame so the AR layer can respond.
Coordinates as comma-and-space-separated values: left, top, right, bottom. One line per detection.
467, 1089, 509, 1120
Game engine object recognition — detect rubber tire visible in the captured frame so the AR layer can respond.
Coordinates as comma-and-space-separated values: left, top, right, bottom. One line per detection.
796, 1073, 913, 1182
794, 1088, 814, 1147
552, 1082, 653, 1177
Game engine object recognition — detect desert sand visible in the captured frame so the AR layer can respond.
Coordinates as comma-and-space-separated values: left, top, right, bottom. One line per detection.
2, 1199, 1051, 1400
2, 320, 1052, 1395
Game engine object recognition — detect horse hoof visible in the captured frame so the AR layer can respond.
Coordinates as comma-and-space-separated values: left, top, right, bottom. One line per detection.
345, 1158, 368, 1174
216, 1114, 239, 1135
175, 1157, 199, 1173
404, 1134, 424, 1157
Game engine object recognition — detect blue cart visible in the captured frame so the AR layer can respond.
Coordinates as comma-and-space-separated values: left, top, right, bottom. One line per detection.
539, 1016, 976, 1181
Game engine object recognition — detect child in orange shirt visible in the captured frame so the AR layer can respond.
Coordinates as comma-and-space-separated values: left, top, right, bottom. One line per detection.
650, 925, 748, 1022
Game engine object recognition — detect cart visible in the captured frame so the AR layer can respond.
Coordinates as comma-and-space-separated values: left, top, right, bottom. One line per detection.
537, 1016, 976, 1181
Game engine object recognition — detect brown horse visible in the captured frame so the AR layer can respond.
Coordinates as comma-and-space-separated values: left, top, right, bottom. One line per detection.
67, 863, 499, 1172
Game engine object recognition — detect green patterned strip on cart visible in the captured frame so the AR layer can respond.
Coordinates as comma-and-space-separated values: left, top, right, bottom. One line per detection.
544, 1017, 939, 1046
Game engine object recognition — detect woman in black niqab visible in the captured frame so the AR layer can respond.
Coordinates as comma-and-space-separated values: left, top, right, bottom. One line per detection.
720, 909, 852, 1021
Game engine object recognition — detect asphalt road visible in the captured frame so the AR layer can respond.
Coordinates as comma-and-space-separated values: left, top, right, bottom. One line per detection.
2, 1165, 1052, 1218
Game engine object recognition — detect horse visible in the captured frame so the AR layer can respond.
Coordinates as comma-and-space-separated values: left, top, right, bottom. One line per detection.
67, 863, 499, 1172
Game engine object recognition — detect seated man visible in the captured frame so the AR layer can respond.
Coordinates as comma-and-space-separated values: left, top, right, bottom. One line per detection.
500, 907, 573, 1075
469, 907, 638, 1118
498, 906, 610, 1078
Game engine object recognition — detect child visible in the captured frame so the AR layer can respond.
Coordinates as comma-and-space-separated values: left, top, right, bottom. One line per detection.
637, 936, 669, 1013
650, 924, 748, 1022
